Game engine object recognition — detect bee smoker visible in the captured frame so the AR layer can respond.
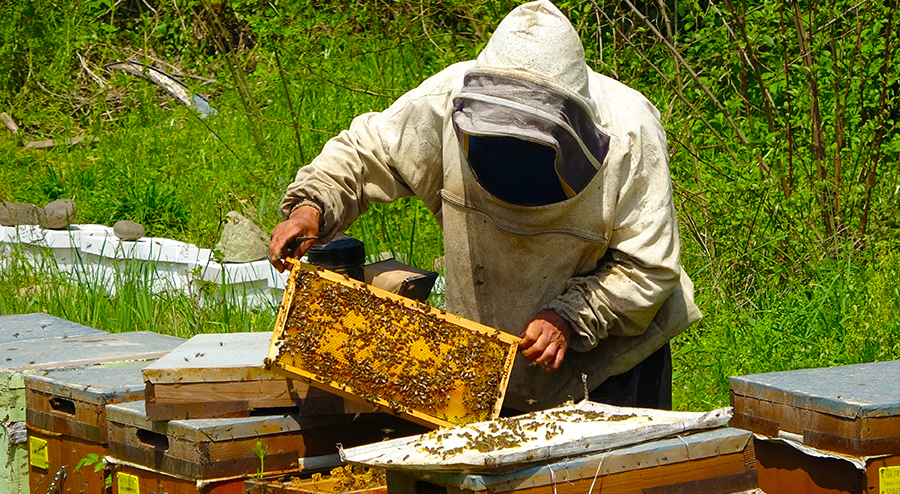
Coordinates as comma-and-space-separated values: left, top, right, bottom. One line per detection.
305, 233, 366, 282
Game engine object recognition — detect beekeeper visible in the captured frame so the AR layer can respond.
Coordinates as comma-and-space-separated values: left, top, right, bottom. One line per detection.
269, 0, 701, 411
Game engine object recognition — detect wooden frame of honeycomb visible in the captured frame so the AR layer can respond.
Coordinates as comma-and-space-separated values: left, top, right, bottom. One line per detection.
265, 259, 520, 429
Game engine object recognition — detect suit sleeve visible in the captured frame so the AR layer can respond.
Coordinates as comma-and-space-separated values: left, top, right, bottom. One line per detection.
544, 107, 682, 352
280, 67, 461, 241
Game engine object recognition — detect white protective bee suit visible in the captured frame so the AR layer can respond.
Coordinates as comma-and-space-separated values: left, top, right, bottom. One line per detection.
281, 0, 701, 411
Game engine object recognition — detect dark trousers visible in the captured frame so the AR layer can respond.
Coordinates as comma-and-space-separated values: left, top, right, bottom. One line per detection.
588, 342, 672, 410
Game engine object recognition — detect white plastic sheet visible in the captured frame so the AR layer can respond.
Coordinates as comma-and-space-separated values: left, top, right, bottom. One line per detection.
340, 400, 731, 473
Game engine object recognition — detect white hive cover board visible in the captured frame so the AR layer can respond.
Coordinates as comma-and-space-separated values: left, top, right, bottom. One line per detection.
340, 400, 731, 473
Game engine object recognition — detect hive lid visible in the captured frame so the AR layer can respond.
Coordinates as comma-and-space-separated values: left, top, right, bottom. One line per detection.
340, 401, 733, 473
143, 332, 278, 384
729, 360, 900, 419
25, 360, 148, 405
0, 331, 183, 371
0, 313, 106, 344
106, 400, 352, 442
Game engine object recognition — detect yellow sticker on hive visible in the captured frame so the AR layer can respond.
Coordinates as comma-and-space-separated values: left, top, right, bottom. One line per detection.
118, 472, 140, 494
882, 466, 900, 494
28, 436, 49, 469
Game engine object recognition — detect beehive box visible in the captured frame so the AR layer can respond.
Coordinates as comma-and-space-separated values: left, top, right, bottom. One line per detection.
382, 428, 758, 494
266, 260, 520, 429
144, 332, 374, 421
106, 400, 426, 484
1, 330, 182, 494
26, 361, 148, 494
730, 360, 900, 457
245, 465, 387, 494
730, 360, 900, 494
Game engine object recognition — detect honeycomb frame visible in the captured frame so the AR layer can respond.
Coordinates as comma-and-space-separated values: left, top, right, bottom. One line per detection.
266, 259, 520, 428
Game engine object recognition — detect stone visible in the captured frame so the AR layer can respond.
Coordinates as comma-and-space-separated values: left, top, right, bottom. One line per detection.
215, 211, 269, 263
0, 202, 42, 226
113, 220, 146, 241
41, 199, 77, 229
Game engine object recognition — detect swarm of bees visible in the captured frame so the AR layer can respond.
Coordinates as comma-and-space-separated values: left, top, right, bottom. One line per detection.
408, 408, 642, 460
289, 465, 385, 493
274, 268, 515, 425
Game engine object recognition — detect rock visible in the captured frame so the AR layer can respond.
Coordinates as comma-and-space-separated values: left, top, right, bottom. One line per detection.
113, 220, 146, 241
41, 199, 77, 229
0, 202, 42, 226
215, 211, 269, 263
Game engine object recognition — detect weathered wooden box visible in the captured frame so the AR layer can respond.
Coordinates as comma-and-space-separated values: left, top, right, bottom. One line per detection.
111, 462, 253, 494
27, 427, 108, 494
730, 360, 900, 494
2, 330, 182, 494
143, 332, 373, 421
106, 400, 426, 484
0, 313, 107, 494
25, 360, 150, 493
382, 428, 758, 494
267, 260, 520, 429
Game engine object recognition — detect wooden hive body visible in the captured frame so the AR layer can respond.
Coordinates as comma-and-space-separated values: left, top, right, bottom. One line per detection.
383, 428, 758, 494
1, 330, 182, 494
730, 360, 900, 494
267, 260, 520, 429
0, 314, 106, 494
729, 360, 900, 456
143, 332, 373, 421
26, 362, 147, 494
106, 400, 426, 483
25, 360, 148, 443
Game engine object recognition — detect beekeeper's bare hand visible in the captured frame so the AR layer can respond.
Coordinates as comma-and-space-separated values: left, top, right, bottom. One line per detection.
268, 205, 320, 273
519, 310, 570, 372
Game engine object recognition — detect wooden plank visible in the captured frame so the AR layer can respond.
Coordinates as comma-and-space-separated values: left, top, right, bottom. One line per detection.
27, 426, 107, 494
143, 332, 372, 421
112, 463, 246, 494
729, 361, 900, 419
268, 260, 520, 429
731, 393, 900, 456
387, 452, 753, 494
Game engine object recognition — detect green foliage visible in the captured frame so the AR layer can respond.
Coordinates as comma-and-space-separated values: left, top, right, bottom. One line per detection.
75, 453, 104, 473
254, 440, 268, 479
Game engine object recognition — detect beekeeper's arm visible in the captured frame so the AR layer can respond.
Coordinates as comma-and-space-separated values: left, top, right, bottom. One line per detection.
544, 117, 682, 355
268, 66, 462, 271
